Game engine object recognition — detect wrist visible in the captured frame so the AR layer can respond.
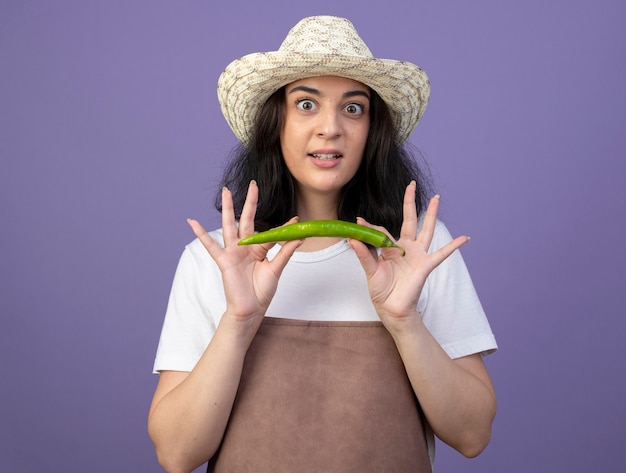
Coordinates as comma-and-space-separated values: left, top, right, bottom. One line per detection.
379, 309, 425, 342
218, 311, 265, 346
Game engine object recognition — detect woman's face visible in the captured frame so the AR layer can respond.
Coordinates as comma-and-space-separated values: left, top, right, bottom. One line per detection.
280, 75, 370, 204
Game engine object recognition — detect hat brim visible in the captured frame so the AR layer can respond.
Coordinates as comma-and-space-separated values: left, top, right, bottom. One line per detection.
217, 51, 430, 146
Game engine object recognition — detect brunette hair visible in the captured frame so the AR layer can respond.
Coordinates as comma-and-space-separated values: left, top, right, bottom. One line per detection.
215, 86, 433, 238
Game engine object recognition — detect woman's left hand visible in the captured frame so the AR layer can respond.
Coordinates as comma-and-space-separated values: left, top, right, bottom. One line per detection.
350, 181, 469, 335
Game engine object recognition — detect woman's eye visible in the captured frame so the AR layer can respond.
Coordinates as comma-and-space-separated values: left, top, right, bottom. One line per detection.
296, 99, 316, 111
344, 103, 364, 115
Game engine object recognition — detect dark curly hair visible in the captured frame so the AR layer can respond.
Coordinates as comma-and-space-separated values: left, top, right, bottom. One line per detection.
215, 86, 433, 238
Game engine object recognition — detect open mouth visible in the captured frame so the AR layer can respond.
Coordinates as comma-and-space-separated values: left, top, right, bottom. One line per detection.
310, 153, 342, 160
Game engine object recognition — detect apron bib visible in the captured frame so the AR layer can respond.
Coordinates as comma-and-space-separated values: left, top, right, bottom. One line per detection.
208, 317, 432, 472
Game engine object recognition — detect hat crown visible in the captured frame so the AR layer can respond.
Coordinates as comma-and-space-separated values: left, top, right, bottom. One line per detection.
278, 16, 373, 58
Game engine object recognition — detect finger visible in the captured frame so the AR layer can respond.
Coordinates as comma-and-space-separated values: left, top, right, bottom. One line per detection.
221, 187, 238, 244
187, 218, 222, 259
268, 238, 303, 273
356, 217, 394, 240
355, 217, 402, 260
429, 235, 470, 268
240, 216, 302, 262
238, 180, 258, 237
187, 218, 208, 239
251, 216, 300, 253
416, 194, 440, 251
400, 181, 418, 240
349, 239, 379, 278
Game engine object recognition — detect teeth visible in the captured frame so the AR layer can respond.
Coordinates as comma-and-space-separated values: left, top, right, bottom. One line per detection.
311, 154, 340, 160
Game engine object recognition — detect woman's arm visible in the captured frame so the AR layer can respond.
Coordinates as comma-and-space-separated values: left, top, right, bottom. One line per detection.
389, 320, 496, 457
350, 181, 496, 457
148, 316, 259, 472
148, 182, 302, 472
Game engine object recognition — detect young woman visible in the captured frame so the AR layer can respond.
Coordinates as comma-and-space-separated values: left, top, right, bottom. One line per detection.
149, 16, 497, 473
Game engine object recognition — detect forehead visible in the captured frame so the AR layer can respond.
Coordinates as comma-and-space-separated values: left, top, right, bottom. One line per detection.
286, 75, 370, 93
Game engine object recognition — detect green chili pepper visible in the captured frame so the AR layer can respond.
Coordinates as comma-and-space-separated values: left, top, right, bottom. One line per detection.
238, 220, 405, 255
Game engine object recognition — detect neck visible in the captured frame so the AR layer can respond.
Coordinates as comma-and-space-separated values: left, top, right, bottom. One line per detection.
296, 189, 340, 222
295, 190, 343, 251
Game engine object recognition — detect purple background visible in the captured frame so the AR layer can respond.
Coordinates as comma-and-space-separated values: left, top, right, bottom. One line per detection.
2, 1, 625, 471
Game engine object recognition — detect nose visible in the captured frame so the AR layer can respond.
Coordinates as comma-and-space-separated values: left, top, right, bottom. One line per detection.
317, 108, 341, 139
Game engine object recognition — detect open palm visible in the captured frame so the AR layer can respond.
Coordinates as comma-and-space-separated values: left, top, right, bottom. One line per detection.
350, 182, 469, 331
188, 182, 301, 323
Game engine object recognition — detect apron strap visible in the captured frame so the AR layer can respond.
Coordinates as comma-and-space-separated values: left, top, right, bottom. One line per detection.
208, 317, 432, 472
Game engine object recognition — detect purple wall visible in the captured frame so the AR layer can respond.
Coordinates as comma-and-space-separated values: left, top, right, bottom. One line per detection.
2, 1, 625, 471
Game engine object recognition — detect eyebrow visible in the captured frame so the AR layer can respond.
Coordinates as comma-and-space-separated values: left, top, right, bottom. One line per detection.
287, 85, 370, 101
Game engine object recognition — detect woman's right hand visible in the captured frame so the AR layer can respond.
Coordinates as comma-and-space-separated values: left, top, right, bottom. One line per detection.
187, 181, 301, 328
150, 181, 299, 471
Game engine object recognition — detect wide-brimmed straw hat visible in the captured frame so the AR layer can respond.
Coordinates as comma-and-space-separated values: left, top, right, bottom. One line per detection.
217, 15, 430, 146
